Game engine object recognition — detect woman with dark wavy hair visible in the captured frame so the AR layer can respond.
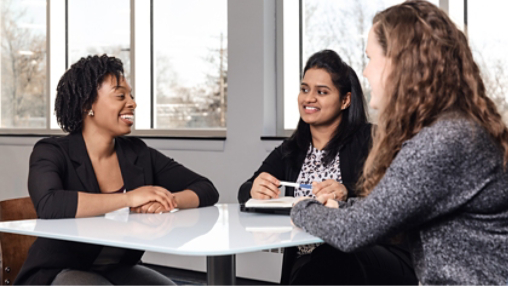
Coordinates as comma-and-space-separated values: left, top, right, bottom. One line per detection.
291, 1, 508, 284
15, 55, 219, 285
239, 50, 417, 285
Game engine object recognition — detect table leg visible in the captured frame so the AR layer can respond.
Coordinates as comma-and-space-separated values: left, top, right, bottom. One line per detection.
206, 254, 236, 285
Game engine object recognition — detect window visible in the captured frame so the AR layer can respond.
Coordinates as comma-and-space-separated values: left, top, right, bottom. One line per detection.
0, 0, 47, 129
283, 0, 455, 131
468, 0, 508, 122
67, 0, 131, 81
152, 0, 227, 130
0, 0, 227, 137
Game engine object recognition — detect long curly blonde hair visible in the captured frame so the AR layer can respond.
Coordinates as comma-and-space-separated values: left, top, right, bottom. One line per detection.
359, 0, 508, 197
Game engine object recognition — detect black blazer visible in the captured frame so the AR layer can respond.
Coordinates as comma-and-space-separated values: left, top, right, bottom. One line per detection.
238, 123, 372, 284
15, 132, 219, 285
238, 123, 372, 203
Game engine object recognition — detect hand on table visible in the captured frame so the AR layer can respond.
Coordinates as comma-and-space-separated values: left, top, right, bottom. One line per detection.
312, 179, 347, 202
315, 193, 339, 208
250, 172, 281, 200
131, 201, 173, 214
126, 186, 177, 212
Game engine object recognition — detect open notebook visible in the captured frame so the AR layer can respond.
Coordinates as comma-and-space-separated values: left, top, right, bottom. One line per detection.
240, 196, 297, 215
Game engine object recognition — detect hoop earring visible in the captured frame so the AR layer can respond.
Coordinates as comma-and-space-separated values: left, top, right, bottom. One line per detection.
88, 110, 94, 116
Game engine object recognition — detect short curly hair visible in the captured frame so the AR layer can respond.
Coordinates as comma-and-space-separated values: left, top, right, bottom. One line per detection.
55, 54, 124, 133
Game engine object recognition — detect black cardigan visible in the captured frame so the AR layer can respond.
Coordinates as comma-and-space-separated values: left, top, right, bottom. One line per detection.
238, 123, 372, 203
15, 132, 219, 285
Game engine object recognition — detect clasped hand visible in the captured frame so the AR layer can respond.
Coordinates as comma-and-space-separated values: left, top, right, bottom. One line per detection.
125, 186, 178, 214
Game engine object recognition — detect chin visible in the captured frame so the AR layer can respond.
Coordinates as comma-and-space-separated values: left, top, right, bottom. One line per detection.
117, 128, 132, 136
300, 117, 315, 125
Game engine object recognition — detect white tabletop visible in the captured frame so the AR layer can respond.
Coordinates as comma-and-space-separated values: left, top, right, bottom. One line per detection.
0, 204, 322, 256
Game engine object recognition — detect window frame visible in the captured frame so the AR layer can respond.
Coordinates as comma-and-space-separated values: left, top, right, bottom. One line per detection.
0, 0, 227, 138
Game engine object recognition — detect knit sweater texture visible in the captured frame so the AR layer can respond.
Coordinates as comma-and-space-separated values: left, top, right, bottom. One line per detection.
291, 116, 508, 285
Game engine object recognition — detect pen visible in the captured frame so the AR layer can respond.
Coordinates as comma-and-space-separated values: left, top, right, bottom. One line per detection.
279, 181, 312, 189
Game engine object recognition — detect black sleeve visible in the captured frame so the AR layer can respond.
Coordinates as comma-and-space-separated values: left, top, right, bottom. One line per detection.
238, 143, 288, 203
28, 141, 79, 219
149, 148, 219, 207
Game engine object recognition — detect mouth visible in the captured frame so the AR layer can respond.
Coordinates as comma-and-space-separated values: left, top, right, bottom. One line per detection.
119, 113, 134, 125
303, 105, 320, 114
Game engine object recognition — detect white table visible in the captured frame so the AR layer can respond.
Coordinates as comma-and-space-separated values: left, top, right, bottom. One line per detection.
0, 204, 322, 285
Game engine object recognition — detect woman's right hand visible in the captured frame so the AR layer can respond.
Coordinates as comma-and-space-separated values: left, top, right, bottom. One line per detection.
126, 186, 177, 211
251, 172, 281, 200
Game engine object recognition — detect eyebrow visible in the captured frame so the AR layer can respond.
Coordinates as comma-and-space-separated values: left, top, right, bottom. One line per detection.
301, 82, 331, 90
111, 85, 132, 93
316, 85, 331, 90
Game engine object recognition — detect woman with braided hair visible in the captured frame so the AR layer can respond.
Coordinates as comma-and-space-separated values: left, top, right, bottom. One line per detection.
291, 1, 508, 284
15, 55, 219, 285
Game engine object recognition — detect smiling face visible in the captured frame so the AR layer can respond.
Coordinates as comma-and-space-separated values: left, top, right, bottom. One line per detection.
86, 75, 136, 136
298, 68, 350, 129
363, 26, 391, 110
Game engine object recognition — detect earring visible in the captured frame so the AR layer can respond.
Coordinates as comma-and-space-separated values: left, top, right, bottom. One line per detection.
88, 110, 94, 116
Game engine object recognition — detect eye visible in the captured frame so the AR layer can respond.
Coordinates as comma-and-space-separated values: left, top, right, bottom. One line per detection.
300, 87, 309, 93
130, 94, 134, 100
117, 94, 125, 99
318, 90, 328, 95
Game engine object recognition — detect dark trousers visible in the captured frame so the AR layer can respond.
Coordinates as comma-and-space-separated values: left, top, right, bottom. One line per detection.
289, 244, 418, 285
51, 264, 175, 285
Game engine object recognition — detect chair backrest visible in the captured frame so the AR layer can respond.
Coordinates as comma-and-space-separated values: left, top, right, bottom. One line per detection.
0, 197, 37, 285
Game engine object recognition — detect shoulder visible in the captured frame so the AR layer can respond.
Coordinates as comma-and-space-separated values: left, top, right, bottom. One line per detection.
404, 115, 484, 160
411, 116, 477, 146
30, 136, 71, 167
32, 135, 69, 155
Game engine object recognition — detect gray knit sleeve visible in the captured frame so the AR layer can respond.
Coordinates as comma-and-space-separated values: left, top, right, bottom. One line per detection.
338, 197, 360, 208
291, 120, 493, 252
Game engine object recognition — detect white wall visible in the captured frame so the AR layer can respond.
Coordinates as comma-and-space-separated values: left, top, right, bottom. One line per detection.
0, 0, 285, 283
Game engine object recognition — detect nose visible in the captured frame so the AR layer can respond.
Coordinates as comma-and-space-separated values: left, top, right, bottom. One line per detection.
127, 95, 137, 110
302, 90, 317, 103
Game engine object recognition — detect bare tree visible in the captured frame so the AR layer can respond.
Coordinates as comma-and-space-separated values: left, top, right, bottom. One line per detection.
203, 32, 227, 128
303, 0, 377, 99
1, 0, 46, 127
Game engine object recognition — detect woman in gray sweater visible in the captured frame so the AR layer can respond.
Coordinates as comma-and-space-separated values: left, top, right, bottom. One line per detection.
291, 1, 508, 285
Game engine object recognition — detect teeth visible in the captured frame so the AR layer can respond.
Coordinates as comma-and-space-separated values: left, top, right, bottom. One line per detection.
305, 106, 318, 110
120, 114, 134, 121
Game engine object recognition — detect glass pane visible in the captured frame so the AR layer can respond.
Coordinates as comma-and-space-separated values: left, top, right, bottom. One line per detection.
302, 0, 439, 122
68, 0, 130, 81
153, 0, 227, 129
1, 0, 47, 128
468, 0, 508, 123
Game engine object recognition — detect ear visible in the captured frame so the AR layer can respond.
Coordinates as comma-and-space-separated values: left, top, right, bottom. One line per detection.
342, 92, 352, 110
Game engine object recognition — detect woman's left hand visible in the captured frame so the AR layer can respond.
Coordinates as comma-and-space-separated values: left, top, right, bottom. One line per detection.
312, 179, 347, 201
315, 193, 339, 208
131, 202, 167, 214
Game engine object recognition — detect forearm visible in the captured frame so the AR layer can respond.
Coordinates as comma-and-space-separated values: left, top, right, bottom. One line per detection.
174, 189, 200, 209
76, 192, 129, 218
291, 199, 372, 252
338, 197, 361, 208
